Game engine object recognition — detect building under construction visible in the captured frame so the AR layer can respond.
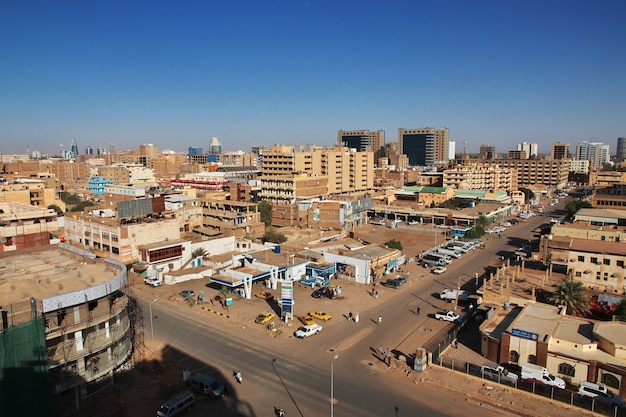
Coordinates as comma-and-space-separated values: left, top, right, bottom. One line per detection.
0, 244, 143, 416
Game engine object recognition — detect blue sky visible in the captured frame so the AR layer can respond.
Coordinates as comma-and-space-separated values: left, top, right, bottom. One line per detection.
1, 0, 625, 156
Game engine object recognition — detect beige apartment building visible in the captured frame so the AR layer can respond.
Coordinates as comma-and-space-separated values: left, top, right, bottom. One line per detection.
540, 208, 626, 294
260, 145, 374, 203
590, 171, 626, 187
98, 164, 156, 185
443, 164, 517, 191
40, 160, 91, 190
220, 151, 260, 167
551, 142, 569, 160
64, 214, 180, 264
0, 202, 59, 252
0, 179, 57, 207
260, 172, 329, 205
451, 158, 569, 189
591, 183, 626, 210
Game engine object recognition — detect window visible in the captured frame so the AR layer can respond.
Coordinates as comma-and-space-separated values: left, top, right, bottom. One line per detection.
601, 373, 620, 389
558, 363, 575, 377
604, 259, 610, 266
578, 255, 585, 262
618, 260, 624, 268
591, 257, 598, 264
575, 272, 582, 277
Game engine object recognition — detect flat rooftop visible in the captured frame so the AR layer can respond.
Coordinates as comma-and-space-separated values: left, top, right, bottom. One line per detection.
0, 246, 122, 306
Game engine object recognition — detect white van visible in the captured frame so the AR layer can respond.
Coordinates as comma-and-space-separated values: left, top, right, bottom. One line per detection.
520, 363, 566, 389
157, 390, 195, 417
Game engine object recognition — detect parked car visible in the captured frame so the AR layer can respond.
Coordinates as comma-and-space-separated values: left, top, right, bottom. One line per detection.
255, 291, 274, 300
432, 266, 446, 275
294, 323, 323, 338
435, 311, 462, 322
179, 290, 195, 299
310, 311, 332, 321
189, 373, 226, 399
255, 311, 275, 325
144, 276, 162, 287
578, 381, 625, 406
394, 276, 407, 285
298, 315, 315, 326
382, 279, 401, 289
311, 287, 328, 298
157, 390, 195, 417
480, 363, 519, 385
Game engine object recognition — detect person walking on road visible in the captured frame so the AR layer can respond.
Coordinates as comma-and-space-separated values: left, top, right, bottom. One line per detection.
417, 306, 421, 316
378, 345, 383, 357
378, 315, 382, 326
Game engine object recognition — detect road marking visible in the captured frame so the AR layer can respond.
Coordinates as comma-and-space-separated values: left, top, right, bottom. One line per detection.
334, 327, 375, 351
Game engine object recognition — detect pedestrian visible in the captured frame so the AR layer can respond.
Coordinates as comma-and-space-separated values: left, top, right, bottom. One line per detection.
417, 306, 421, 316
375, 290, 379, 299
386, 347, 391, 365
378, 345, 383, 357
378, 315, 382, 326
348, 312, 353, 322
354, 313, 360, 323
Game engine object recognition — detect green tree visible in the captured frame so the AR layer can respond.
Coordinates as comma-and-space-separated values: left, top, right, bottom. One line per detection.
191, 248, 209, 259
263, 227, 287, 244
548, 280, 589, 316
384, 239, 403, 250
59, 191, 81, 205
47, 204, 63, 216
565, 200, 593, 215
258, 201, 272, 226
464, 226, 484, 239
69, 201, 94, 212
475, 215, 490, 229
519, 187, 535, 203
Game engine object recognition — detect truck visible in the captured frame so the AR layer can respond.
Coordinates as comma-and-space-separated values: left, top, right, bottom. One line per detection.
437, 247, 462, 259
420, 254, 447, 267
520, 363, 566, 389
428, 253, 452, 264
439, 289, 470, 302
294, 323, 323, 338
435, 311, 462, 322
480, 363, 519, 385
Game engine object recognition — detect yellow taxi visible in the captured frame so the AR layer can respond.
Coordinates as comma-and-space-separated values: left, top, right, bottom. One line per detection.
309, 311, 332, 321
255, 311, 275, 325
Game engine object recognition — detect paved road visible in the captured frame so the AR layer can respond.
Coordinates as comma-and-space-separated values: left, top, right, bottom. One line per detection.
136, 200, 564, 417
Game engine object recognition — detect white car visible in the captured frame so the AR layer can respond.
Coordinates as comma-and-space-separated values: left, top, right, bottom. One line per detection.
432, 266, 446, 275
435, 311, 462, 322
501, 221, 512, 227
144, 276, 162, 287
294, 324, 323, 338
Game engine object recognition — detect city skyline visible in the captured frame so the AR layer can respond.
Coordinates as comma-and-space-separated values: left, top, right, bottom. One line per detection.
1, 1, 625, 155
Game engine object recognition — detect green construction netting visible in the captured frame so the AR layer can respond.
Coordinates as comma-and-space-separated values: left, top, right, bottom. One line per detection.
0, 317, 57, 417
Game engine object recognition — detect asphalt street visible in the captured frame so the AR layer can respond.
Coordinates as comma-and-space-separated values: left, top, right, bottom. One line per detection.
133, 201, 564, 417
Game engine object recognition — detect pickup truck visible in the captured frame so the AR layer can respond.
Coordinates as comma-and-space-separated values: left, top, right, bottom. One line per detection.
435, 311, 462, 323
294, 323, 323, 338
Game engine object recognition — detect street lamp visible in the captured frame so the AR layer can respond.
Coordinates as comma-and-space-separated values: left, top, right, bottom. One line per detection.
331, 354, 339, 417
149, 298, 159, 367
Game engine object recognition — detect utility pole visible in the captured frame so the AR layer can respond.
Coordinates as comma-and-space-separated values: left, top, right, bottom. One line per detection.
454, 276, 461, 314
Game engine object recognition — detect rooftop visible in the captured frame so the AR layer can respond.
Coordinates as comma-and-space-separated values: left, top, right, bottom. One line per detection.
0, 246, 122, 307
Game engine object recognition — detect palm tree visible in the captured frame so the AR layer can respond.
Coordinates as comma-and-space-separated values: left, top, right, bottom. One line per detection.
191, 248, 208, 259
548, 280, 589, 316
